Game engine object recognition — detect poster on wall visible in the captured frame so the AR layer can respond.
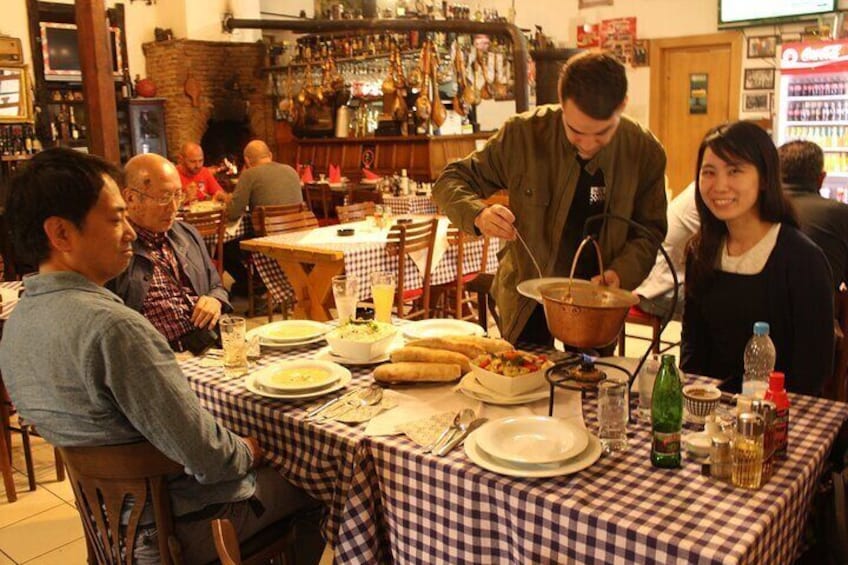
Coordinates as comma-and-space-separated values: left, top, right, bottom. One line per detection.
577, 24, 600, 48
689, 73, 708, 114
600, 17, 637, 65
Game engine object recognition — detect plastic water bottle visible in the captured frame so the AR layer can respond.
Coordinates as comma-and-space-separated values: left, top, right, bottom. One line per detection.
742, 322, 775, 399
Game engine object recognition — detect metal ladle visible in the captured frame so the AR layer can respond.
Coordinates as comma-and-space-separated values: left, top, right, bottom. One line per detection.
515, 228, 543, 279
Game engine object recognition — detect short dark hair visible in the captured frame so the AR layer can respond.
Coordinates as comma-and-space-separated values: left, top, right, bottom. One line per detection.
6, 148, 123, 266
558, 51, 628, 119
779, 140, 824, 190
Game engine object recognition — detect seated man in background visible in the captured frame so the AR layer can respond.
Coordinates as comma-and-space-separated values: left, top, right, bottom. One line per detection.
779, 139, 848, 290
177, 141, 224, 203
109, 153, 231, 353
0, 147, 323, 564
633, 182, 699, 318
222, 139, 303, 222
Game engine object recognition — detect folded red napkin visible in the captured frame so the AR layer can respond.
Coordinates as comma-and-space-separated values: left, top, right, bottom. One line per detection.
362, 168, 381, 180
300, 165, 314, 184
328, 164, 342, 184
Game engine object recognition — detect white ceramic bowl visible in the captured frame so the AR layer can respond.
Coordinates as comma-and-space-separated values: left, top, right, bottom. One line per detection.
325, 321, 397, 362
470, 352, 552, 397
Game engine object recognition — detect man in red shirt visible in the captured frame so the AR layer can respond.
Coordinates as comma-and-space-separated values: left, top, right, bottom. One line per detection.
176, 142, 224, 202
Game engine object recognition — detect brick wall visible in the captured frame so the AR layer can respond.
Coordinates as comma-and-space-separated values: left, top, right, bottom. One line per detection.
142, 39, 274, 162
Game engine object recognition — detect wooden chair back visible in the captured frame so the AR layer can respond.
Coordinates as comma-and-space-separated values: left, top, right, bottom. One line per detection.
349, 188, 383, 205
386, 218, 439, 320
59, 441, 184, 565
178, 208, 225, 276
250, 203, 307, 237
442, 225, 489, 321
212, 519, 242, 565
303, 183, 333, 221
828, 288, 848, 402
258, 209, 319, 236
337, 202, 376, 224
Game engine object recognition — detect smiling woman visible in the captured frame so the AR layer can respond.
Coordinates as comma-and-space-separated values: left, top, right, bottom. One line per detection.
681, 121, 835, 396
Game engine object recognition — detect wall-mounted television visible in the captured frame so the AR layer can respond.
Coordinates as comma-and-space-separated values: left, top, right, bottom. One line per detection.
39, 22, 123, 82
719, 0, 837, 29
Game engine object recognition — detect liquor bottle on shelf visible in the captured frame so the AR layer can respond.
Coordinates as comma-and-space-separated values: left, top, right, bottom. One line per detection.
69, 107, 80, 141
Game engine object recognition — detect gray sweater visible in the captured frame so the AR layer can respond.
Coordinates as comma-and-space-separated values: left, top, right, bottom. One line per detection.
226, 161, 303, 221
0, 272, 255, 516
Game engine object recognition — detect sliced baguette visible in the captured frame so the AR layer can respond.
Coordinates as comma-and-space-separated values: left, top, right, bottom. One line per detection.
390, 346, 471, 373
404, 338, 486, 360
373, 362, 462, 384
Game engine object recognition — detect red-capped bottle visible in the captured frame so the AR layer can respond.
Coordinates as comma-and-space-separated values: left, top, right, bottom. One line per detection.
764, 371, 790, 459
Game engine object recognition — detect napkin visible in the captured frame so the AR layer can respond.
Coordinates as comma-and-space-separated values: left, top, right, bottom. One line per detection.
300, 164, 314, 184
364, 386, 481, 437
362, 168, 382, 181
407, 217, 449, 276
328, 164, 342, 184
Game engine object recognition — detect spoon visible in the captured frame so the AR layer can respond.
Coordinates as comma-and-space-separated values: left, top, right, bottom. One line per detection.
429, 408, 475, 454
329, 385, 384, 420
515, 228, 543, 279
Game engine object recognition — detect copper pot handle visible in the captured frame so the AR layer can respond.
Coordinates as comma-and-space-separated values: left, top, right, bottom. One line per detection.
567, 236, 606, 296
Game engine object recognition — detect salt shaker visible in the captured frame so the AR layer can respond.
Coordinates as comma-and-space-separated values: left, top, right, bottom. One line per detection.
710, 433, 732, 481
731, 412, 765, 489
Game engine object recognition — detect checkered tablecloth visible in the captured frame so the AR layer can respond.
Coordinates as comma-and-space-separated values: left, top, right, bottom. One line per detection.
251, 217, 500, 308
382, 194, 438, 216
0, 281, 23, 321
182, 341, 848, 565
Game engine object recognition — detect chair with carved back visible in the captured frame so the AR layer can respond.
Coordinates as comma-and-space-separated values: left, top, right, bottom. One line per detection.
211, 518, 297, 565
385, 218, 438, 320
431, 225, 491, 325
303, 183, 337, 226
245, 203, 307, 317
336, 202, 376, 224
254, 208, 320, 322
177, 208, 226, 276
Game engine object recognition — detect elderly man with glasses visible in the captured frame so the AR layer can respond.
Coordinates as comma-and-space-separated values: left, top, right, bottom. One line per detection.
108, 153, 231, 353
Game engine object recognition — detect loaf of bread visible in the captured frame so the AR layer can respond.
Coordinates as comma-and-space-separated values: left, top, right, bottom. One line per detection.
404, 338, 486, 360
449, 335, 514, 354
373, 362, 462, 384
390, 346, 471, 373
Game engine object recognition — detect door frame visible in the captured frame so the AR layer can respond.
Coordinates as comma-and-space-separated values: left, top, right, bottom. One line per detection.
649, 32, 744, 142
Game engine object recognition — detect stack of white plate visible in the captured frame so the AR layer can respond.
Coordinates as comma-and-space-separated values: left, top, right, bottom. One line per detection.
245, 359, 352, 400
402, 319, 485, 340
247, 320, 330, 348
465, 416, 602, 477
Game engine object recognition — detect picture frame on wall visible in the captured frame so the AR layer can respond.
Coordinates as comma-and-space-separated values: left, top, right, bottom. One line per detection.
744, 68, 775, 90
743, 92, 771, 113
747, 36, 778, 59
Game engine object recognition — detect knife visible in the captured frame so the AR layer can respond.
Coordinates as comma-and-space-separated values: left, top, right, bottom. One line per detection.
435, 418, 488, 456
306, 387, 362, 419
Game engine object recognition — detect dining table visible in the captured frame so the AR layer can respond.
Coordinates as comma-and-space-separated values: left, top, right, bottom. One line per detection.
240, 216, 499, 321
182, 336, 848, 565
382, 194, 439, 216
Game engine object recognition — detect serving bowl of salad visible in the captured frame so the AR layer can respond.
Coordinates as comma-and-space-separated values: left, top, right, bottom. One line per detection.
325, 319, 398, 362
470, 350, 553, 397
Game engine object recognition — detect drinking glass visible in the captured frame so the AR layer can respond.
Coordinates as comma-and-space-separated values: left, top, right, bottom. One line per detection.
220, 316, 248, 377
598, 379, 628, 453
638, 355, 659, 422
371, 271, 396, 324
332, 274, 359, 324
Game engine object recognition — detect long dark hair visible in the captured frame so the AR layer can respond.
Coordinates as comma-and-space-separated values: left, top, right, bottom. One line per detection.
686, 121, 798, 298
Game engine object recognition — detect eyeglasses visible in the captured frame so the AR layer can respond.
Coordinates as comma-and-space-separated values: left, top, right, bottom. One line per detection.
130, 187, 184, 206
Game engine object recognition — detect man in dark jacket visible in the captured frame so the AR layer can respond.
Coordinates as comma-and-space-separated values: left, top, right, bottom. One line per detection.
109, 153, 232, 352
779, 140, 848, 290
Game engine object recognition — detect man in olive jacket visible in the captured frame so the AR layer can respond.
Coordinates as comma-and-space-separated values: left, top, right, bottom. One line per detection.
433, 51, 668, 344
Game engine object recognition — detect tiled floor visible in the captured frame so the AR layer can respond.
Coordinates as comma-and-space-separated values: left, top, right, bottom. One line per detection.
0, 296, 681, 563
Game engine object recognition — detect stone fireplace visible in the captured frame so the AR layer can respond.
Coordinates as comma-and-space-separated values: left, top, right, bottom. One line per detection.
142, 39, 274, 165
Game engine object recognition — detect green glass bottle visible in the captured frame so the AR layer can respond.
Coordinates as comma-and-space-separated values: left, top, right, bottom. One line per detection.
651, 354, 683, 468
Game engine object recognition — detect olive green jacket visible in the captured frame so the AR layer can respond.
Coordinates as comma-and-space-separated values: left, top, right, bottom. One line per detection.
433, 105, 668, 343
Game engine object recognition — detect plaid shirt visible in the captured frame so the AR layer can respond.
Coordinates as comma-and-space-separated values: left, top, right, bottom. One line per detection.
132, 222, 198, 343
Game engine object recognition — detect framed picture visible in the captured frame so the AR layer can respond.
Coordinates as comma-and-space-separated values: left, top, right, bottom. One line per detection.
579, 0, 613, 7
632, 39, 649, 67
747, 36, 778, 59
743, 92, 771, 113
744, 68, 775, 90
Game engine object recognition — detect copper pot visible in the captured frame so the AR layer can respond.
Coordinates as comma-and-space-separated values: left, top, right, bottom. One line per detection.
539, 237, 638, 349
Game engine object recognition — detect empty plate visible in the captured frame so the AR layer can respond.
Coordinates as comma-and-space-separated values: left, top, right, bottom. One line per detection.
253, 320, 331, 343
475, 416, 589, 466
402, 319, 485, 340
465, 431, 602, 478
516, 278, 574, 303
252, 359, 346, 393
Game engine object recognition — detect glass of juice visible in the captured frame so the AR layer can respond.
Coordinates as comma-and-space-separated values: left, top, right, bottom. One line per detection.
332, 274, 359, 324
371, 271, 396, 324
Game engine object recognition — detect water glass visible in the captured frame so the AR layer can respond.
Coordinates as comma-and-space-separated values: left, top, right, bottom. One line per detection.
371, 271, 396, 324
332, 274, 359, 323
598, 379, 628, 453
638, 355, 660, 422
220, 316, 248, 377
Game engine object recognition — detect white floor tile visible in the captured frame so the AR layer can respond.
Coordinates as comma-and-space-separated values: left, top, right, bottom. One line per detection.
23, 537, 86, 565
0, 504, 83, 563
0, 476, 65, 530
0, 549, 15, 565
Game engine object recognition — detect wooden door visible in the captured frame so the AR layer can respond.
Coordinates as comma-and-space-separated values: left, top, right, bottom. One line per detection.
650, 32, 743, 197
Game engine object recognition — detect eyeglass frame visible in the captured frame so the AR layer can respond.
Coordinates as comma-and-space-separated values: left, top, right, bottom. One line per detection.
128, 187, 184, 206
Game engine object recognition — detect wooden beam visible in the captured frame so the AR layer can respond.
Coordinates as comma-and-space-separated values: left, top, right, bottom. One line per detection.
75, 0, 119, 162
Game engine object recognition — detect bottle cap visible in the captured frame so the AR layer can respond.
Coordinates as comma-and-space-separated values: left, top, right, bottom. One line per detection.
768, 371, 785, 391
736, 412, 764, 436
753, 321, 770, 336
711, 433, 731, 450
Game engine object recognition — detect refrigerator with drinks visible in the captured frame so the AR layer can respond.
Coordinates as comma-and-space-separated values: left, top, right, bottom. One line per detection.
777, 39, 848, 202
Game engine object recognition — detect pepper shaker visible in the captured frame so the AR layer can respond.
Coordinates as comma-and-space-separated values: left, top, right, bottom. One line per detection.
732, 412, 765, 489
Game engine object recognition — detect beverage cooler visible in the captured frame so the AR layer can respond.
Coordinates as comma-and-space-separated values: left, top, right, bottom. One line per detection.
777, 39, 848, 202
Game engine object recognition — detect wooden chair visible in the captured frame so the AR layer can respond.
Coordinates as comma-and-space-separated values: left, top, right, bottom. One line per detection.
178, 208, 226, 276
826, 289, 848, 402
617, 299, 682, 357
59, 441, 184, 565
246, 203, 307, 317
211, 518, 296, 565
303, 183, 337, 226
385, 218, 438, 320
336, 201, 376, 224
349, 187, 383, 205
254, 208, 320, 322
432, 225, 491, 325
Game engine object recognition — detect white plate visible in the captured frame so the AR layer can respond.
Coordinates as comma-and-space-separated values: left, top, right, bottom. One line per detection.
361, 177, 380, 185
245, 371, 352, 400
253, 359, 344, 393
402, 319, 485, 340
475, 416, 589, 465
465, 431, 602, 478
456, 373, 550, 406
247, 331, 328, 349
314, 346, 391, 366
252, 320, 331, 343
516, 278, 575, 303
